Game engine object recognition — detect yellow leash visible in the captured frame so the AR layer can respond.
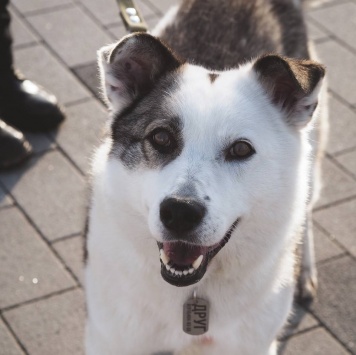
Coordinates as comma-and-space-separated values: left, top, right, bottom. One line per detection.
117, 0, 148, 33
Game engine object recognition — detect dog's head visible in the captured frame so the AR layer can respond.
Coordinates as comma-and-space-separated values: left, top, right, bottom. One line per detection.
98, 33, 325, 287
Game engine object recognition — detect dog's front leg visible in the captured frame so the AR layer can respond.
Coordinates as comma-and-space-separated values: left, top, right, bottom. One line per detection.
298, 215, 318, 302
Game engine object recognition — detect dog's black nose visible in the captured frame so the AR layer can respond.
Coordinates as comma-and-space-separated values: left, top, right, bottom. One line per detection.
160, 197, 206, 232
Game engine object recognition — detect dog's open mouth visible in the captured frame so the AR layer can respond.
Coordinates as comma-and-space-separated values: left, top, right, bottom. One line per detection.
157, 219, 239, 287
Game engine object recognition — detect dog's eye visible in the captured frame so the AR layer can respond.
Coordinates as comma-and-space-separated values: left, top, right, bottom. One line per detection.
226, 140, 255, 161
149, 129, 175, 153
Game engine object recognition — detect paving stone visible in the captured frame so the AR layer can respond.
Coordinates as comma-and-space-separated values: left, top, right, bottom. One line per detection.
0, 186, 13, 209
106, 23, 128, 41
280, 327, 348, 355
14, 45, 90, 105
27, 6, 112, 67
314, 198, 356, 257
325, 96, 356, 156
146, 14, 162, 31
310, 256, 356, 353
281, 304, 319, 339
72, 62, 102, 102
306, 20, 329, 42
0, 151, 87, 242
147, 0, 180, 15
336, 149, 356, 178
25, 132, 55, 154
4, 289, 85, 355
79, 0, 156, 27
51, 99, 106, 174
307, 0, 348, 10
315, 157, 356, 208
11, 0, 72, 14
314, 223, 344, 263
309, 2, 356, 52
0, 318, 24, 355
0, 207, 76, 309
53, 236, 85, 285
9, 8, 38, 48
136, 0, 159, 16
315, 39, 356, 106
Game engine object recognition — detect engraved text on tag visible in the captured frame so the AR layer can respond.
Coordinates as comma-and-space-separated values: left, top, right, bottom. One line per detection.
183, 297, 209, 336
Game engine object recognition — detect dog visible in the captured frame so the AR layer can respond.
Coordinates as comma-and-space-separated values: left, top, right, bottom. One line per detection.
85, 0, 327, 354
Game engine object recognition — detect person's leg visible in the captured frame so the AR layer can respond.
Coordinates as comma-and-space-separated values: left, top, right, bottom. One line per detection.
0, 119, 32, 169
0, 0, 65, 132
0, 0, 13, 78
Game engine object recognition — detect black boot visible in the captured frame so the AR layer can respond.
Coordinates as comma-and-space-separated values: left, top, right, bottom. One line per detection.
0, 0, 65, 132
0, 72, 66, 132
0, 119, 32, 169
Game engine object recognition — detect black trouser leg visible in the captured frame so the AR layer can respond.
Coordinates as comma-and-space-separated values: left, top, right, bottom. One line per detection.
0, 0, 13, 77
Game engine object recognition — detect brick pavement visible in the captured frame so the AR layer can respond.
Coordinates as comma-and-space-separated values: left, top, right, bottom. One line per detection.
0, 0, 355, 354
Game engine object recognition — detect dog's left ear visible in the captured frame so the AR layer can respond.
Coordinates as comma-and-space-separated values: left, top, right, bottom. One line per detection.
98, 33, 182, 112
253, 55, 325, 128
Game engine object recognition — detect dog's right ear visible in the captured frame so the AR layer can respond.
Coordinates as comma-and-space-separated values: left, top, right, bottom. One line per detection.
98, 33, 182, 112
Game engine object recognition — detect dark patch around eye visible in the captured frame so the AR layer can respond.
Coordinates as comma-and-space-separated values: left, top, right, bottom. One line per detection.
109, 71, 183, 169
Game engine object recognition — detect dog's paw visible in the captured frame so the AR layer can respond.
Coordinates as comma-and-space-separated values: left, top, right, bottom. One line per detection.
297, 270, 318, 304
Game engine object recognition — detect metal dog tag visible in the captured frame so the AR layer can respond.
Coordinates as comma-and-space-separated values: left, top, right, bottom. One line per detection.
183, 296, 209, 336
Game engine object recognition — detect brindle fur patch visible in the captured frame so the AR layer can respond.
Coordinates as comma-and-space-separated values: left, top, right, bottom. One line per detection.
208, 73, 219, 83
159, 0, 310, 70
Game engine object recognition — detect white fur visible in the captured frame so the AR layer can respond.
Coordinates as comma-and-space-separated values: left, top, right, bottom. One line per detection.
85, 56, 323, 353
85, 0, 327, 351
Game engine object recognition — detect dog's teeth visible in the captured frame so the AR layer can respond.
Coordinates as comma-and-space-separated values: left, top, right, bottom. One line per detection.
183, 270, 189, 276
177, 271, 183, 276
192, 255, 203, 270
174, 270, 180, 275
160, 249, 170, 265
188, 268, 194, 274
165, 264, 171, 271
170, 267, 176, 274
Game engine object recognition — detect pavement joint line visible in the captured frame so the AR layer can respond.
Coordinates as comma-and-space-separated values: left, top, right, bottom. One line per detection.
64, 96, 94, 108
143, 0, 166, 16
55, 142, 87, 177
328, 89, 356, 114
0, 313, 29, 355
72, 0, 122, 42
306, 305, 354, 354
316, 252, 349, 266
0, 203, 14, 211
19, 3, 76, 18
69, 66, 107, 109
9, 4, 101, 108
307, 0, 350, 12
50, 244, 83, 287
71, 60, 97, 72
313, 36, 332, 45
326, 153, 356, 182
0, 179, 83, 287
104, 21, 125, 30
51, 232, 82, 245
308, 15, 356, 57
0, 286, 80, 314
313, 194, 356, 213
332, 146, 356, 159
13, 40, 41, 51
313, 220, 356, 263
279, 324, 321, 341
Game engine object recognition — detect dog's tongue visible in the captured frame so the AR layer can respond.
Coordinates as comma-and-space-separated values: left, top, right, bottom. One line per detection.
163, 242, 207, 266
